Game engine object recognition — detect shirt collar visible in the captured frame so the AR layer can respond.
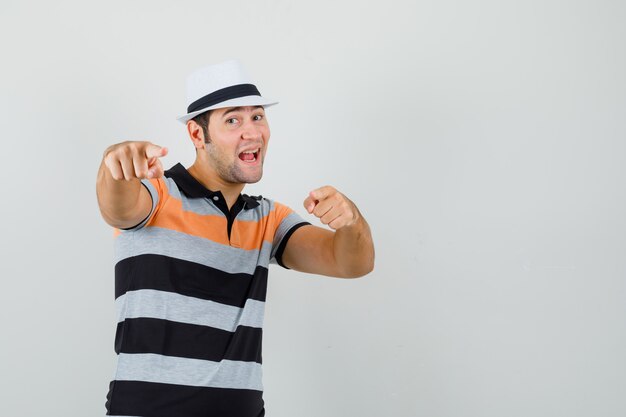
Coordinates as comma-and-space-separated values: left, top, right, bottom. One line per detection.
164, 163, 260, 209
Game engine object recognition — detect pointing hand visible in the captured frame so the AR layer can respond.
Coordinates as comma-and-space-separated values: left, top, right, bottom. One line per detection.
103, 141, 168, 181
303, 186, 359, 230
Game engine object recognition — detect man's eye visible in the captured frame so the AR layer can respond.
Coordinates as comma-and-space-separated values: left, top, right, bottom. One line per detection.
226, 118, 238, 124
253, 114, 264, 121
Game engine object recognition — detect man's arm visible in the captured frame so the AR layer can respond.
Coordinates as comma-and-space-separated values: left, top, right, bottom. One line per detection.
281, 186, 374, 278
96, 141, 167, 229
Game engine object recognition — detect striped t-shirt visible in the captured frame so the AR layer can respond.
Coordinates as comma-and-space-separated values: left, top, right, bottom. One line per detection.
105, 163, 309, 417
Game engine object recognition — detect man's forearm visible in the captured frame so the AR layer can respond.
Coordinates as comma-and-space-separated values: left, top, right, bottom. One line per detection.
332, 209, 375, 278
96, 159, 145, 226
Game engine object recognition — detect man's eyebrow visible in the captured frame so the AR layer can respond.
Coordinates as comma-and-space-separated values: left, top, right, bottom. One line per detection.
221, 106, 264, 117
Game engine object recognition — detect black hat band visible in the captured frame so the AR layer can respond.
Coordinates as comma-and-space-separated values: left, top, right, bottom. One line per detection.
187, 83, 261, 114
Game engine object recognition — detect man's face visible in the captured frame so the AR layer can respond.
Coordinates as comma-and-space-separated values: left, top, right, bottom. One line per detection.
205, 105, 270, 184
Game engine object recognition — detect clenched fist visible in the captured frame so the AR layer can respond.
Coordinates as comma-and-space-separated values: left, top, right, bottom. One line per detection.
103, 141, 168, 181
303, 186, 359, 230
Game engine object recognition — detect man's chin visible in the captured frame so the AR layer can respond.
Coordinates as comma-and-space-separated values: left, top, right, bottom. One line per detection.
244, 177, 261, 184
243, 173, 263, 184
233, 168, 263, 184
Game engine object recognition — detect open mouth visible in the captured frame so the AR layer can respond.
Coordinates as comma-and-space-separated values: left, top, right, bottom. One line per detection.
238, 148, 260, 163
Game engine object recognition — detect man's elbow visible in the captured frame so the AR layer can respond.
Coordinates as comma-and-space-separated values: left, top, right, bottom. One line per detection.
98, 205, 147, 230
341, 258, 375, 279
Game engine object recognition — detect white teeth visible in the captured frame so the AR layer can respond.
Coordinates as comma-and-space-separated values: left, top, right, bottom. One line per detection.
239, 148, 259, 162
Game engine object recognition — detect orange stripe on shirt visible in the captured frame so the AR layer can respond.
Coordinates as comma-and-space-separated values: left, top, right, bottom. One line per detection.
232, 202, 294, 249
147, 198, 290, 250
115, 180, 296, 251
149, 196, 231, 246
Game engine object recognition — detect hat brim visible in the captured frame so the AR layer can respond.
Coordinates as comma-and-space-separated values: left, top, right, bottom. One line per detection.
177, 95, 278, 123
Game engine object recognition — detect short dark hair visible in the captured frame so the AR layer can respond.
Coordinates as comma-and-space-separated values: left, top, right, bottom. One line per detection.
191, 110, 212, 143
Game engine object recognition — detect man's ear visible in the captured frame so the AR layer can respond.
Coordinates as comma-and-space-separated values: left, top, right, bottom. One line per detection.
187, 120, 206, 149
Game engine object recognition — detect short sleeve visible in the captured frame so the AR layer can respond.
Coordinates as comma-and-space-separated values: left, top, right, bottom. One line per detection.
269, 201, 311, 268
119, 178, 165, 232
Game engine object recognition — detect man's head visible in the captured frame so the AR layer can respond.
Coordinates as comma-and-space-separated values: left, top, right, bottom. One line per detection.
187, 105, 270, 184
180, 61, 277, 186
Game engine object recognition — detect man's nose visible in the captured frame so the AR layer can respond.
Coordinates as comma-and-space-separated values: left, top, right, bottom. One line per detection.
241, 122, 262, 141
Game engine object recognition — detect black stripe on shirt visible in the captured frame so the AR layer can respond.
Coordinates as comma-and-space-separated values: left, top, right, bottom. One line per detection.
114, 318, 263, 363
105, 380, 265, 417
115, 254, 268, 306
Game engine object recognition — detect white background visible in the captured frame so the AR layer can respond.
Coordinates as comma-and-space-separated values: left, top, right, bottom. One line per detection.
0, 1, 625, 416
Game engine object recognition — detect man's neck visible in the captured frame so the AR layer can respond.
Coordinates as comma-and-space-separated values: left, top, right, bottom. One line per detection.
187, 162, 245, 210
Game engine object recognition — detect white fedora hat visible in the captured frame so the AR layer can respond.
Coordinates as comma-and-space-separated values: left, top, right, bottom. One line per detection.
177, 59, 278, 123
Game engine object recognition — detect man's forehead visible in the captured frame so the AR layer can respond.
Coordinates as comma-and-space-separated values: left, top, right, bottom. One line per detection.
218, 105, 264, 117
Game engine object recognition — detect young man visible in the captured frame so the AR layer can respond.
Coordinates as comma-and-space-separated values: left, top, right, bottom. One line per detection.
97, 60, 374, 417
